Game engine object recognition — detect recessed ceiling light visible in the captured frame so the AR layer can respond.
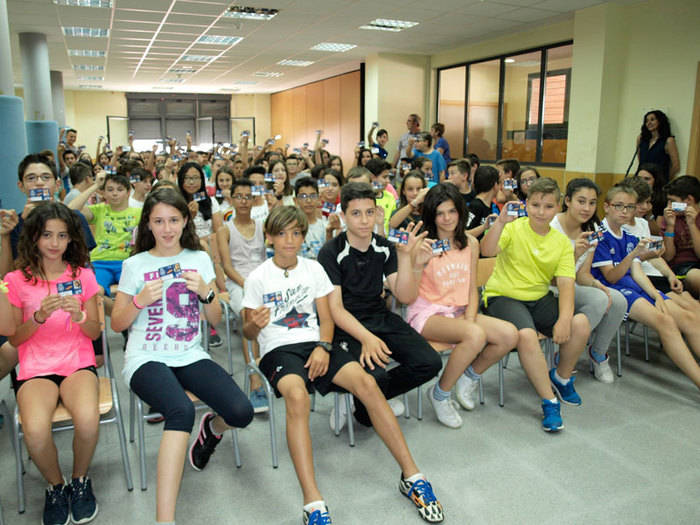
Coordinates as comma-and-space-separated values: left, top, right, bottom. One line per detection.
79, 84, 102, 89
197, 35, 243, 46
220, 87, 240, 92
310, 42, 356, 53
169, 67, 196, 74
254, 71, 283, 78
53, 0, 112, 6
73, 64, 104, 71
505, 58, 515, 63
69, 49, 106, 57
363, 19, 419, 31
62, 26, 109, 37
182, 55, 215, 62
78, 75, 104, 81
359, 25, 401, 32
277, 59, 314, 67
224, 5, 278, 20
161, 78, 186, 83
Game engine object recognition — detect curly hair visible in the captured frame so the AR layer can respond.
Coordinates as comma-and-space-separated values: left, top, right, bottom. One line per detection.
16, 202, 89, 284
421, 183, 468, 251
640, 110, 672, 141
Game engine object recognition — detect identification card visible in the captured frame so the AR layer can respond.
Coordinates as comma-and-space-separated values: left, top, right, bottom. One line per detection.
432, 239, 451, 255
647, 236, 663, 251
251, 185, 265, 196
587, 230, 605, 244
317, 180, 329, 189
29, 188, 51, 202
215, 190, 223, 198
671, 202, 687, 212
486, 215, 498, 227
264, 172, 275, 182
321, 201, 336, 214
193, 192, 207, 202
129, 174, 141, 183
57, 280, 82, 297
506, 202, 527, 217
371, 181, 383, 191
158, 263, 182, 280
263, 292, 283, 308
503, 179, 518, 190
387, 229, 409, 245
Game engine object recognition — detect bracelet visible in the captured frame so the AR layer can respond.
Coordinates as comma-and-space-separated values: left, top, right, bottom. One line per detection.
663, 232, 675, 237
76, 310, 88, 325
33, 311, 46, 324
132, 295, 145, 310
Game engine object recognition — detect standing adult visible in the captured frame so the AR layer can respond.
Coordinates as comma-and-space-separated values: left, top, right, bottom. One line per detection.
636, 110, 680, 180
430, 123, 451, 165
393, 114, 422, 167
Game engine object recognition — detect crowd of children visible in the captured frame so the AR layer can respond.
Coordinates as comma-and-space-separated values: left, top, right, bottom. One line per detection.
0, 120, 699, 525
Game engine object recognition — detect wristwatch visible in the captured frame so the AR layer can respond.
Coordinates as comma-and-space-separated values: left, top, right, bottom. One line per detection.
198, 289, 216, 304
316, 341, 333, 353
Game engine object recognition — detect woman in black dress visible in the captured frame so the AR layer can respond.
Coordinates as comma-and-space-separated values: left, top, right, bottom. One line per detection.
636, 109, 680, 180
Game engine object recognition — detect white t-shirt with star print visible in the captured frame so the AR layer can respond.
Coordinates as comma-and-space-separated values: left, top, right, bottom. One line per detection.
242, 257, 334, 358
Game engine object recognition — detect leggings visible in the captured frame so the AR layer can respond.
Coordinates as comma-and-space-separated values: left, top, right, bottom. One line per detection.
574, 284, 627, 356
130, 359, 254, 432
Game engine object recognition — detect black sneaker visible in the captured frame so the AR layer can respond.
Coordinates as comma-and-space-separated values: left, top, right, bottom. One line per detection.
189, 412, 222, 471
70, 476, 98, 524
209, 331, 223, 348
43, 481, 70, 525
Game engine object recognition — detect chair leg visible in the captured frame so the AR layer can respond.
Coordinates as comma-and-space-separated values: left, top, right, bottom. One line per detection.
498, 360, 505, 408
231, 428, 242, 468
112, 384, 134, 491
13, 409, 25, 514
416, 384, 423, 420
403, 392, 410, 419
504, 352, 511, 369
478, 376, 484, 405
344, 394, 355, 447
129, 391, 135, 443
625, 320, 631, 356
136, 398, 148, 491
644, 325, 649, 361
261, 379, 278, 469
310, 391, 316, 412
333, 393, 341, 437
616, 327, 622, 377
223, 302, 234, 375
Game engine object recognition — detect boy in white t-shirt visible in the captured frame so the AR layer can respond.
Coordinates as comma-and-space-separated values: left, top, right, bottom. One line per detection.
293, 176, 332, 259
242, 206, 444, 525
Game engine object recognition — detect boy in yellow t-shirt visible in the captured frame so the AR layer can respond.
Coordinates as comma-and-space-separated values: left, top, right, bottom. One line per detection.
365, 158, 396, 235
481, 177, 590, 433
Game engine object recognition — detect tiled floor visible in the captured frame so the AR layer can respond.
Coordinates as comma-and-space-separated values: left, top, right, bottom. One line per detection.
1, 324, 698, 524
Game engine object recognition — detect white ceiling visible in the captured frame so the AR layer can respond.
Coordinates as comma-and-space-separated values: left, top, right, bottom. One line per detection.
7, 0, 608, 94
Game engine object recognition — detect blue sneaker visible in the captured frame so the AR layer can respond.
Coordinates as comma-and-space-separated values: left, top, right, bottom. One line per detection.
303, 505, 332, 524
250, 387, 269, 414
399, 475, 444, 523
541, 399, 564, 432
549, 368, 582, 406
43, 481, 70, 525
70, 476, 98, 523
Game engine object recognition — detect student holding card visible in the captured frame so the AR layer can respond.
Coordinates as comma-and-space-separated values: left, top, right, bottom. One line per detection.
481, 178, 591, 432
390, 171, 427, 230
249, 206, 443, 524
550, 179, 627, 383
406, 183, 518, 428
111, 187, 253, 524
5, 202, 101, 525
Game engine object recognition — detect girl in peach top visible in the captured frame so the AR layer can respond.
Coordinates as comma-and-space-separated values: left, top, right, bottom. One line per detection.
407, 183, 518, 429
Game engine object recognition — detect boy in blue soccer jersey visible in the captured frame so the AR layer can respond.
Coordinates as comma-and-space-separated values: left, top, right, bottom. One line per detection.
591, 183, 700, 392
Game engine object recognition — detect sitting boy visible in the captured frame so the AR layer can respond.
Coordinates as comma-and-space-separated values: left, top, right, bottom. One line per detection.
481, 177, 590, 432
318, 183, 442, 425
293, 177, 332, 259
592, 183, 700, 392
243, 206, 443, 524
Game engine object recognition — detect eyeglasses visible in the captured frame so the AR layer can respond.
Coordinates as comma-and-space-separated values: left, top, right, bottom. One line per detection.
233, 194, 253, 201
521, 177, 537, 185
184, 176, 200, 183
24, 174, 54, 183
609, 203, 636, 212
296, 193, 318, 201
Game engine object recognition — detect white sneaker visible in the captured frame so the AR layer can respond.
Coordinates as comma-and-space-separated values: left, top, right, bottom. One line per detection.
591, 355, 614, 384
428, 385, 463, 429
388, 397, 405, 417
455, 374, 479, 411
329, 396, 354, 432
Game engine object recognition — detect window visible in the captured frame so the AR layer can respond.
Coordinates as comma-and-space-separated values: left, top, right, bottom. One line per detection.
436, 42, 572, 166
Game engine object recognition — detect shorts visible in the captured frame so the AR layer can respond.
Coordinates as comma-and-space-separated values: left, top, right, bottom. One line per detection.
672, 262, 700, 278
258, 341, 356, 398
406, 296, 466, 334
14, 365, 98, 394
225, 280, 244, 314
92, 260, 124, 297
648, 275, 671, 294
483, 292, 558, 337
613, 275, 668, 312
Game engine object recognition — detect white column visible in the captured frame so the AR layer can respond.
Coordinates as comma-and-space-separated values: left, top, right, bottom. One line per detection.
19, 32, 53, 120
51, 70, 66, 127
0, 0, 13, 95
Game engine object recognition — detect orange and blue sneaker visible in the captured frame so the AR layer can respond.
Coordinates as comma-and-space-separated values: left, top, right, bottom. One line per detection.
303, 504, 332, 524
399, 475, 444, 523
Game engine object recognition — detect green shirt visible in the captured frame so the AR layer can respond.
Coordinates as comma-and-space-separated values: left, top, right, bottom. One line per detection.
376, 190, 397, 235
88, 203, 141, 261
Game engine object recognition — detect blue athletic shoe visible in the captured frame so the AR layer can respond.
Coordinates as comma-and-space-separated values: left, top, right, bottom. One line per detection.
250, 387, 269, 414
70, 476, 98, 524
541, 399, 564, 432
399, 476, 444, 523
549, 368, 582, 406
303, 506, 332, 524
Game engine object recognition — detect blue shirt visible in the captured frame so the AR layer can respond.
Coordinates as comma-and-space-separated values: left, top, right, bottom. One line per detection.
435, 137, 451, 164
412, 149, 446, 184
591, 226, 640, 286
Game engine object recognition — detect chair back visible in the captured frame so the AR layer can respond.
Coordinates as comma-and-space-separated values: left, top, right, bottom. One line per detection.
477, 257, 496, 288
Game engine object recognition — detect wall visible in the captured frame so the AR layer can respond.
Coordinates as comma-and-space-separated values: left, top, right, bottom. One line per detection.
271, 71, 361, 171
230, 93, 271, 146
63, 90, 126, 155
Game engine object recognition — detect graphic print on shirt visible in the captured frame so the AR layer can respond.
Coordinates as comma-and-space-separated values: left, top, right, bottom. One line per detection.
267, 283, 313, 330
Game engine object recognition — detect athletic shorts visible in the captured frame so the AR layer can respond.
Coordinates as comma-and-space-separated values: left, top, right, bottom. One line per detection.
483, 292, 558, 337
612, 275, 668, 312
258, 341, 356, 398
672, 262, 700, 278
14, 365, 98, 394
406, 296, 466, 335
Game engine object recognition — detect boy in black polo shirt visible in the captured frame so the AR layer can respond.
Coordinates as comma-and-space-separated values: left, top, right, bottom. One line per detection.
318, 183, 442, 425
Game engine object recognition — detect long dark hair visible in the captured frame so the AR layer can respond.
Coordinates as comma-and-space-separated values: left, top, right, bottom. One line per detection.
133, 186, 202, 255
640, 110, 672, 141
215, 166, 234, 205
636, 162, 667, 218
562, 178, 600, 232
399, 171, 426, 208
177, 162, 212, 221
269, 160, 292, 196
16, 202, 89, 283
422, 183, 468, 250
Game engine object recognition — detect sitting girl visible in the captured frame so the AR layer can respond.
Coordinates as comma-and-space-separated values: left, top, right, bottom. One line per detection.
389, 171, 427, 230
6, 202, 101, 525
111, 187, 253, 524
406, 183, 518, 428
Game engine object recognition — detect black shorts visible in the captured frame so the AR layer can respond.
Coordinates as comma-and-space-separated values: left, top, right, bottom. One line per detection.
14, 365, 98, 394
672, 262, 700, 277
648, 275, 671, 294
484, 292, 559, 337
258, 342, 356, 398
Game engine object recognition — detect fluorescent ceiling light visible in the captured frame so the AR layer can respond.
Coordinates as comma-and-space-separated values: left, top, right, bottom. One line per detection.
161, 78, 186, 83
224, 5, 278, 21
310, 42, 356, 53
78, 75, 104, 81
69, 49, 105, 57
367, 19, 419, 29
182, 55, 215, 62
155, 86, 174, 90
235, 80, 257, 85
79, 84, 102, 88
62, 26, 109, 37
169, 67, 196, 74
277, 59, 314, 67
505, 58, 515, 63
197, 35, 243, 46
359, 25, 401, 32
53, 0, 112, 6
73, 64, 105, 71
254, 71, 283, 78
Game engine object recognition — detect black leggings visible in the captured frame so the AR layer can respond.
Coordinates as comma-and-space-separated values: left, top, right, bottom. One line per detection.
130, 359, 254, 432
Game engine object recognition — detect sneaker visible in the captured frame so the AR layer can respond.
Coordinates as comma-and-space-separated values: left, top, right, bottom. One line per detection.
549, 368, 582, 406
388, 397, 405, 417
189, 412, 223, 471
455, 374, 478, 411
541, 399, 564, 432
69, 477, 98, 524
590, 350, 614, 384
146, 406, 165, 425
329, 396, 354, 433
250, 387, 270, 414
43, 481, 70, 525
208, 330, 223, 348
428, 385, 462, 429
399, 475, 444, 523
303, 505, 332, 525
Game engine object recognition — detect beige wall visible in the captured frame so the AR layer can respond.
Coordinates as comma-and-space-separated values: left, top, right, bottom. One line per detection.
230, 93, 271, 146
